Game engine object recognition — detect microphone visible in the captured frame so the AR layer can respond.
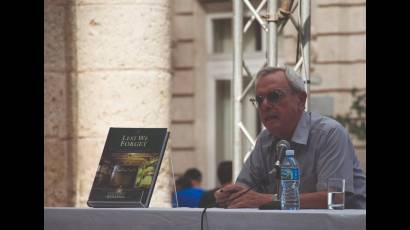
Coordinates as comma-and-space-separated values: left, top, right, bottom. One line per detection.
200, 142, 292, 229
267, 140, 290, 181
266, 139, 290, 208
275, 139, 290, 165
215, 140, 291, 203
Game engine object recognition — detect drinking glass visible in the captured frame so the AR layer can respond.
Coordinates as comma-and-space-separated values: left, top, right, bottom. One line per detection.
327, 178, 345, 210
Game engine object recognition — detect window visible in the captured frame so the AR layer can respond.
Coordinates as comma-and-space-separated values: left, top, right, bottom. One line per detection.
215, 79, 259, 164
206, 12, 271, 187
212, 18, 262, 54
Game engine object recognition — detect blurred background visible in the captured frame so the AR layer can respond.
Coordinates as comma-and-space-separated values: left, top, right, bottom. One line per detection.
44, 0, 365, 207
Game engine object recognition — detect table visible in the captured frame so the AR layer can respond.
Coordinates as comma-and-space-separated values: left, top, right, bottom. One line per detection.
44, 207, 365, 230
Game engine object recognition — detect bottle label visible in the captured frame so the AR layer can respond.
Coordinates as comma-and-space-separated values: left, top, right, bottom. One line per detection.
281, 167, 299, 180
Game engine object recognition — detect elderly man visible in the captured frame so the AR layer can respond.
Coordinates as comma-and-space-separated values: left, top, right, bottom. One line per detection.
215, 66, 366, 209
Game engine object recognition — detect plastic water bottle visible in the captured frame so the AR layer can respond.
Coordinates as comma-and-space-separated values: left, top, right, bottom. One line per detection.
280, 149, 300, 210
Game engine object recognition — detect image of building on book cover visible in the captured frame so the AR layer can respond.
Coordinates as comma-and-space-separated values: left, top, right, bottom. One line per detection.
91, 152, 160, 203
87, 128, 169, 207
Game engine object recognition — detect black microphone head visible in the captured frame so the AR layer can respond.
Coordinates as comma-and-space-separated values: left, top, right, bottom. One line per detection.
276, 139, 290, 149
275, 139, 290, 163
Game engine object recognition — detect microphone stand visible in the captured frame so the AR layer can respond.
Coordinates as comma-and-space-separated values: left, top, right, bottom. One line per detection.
259, 160, 281, 210
259, 139, 290, 210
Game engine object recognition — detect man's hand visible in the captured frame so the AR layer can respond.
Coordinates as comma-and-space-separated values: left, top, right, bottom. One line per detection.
214, 184, 242, 207
214, 184, 272, 208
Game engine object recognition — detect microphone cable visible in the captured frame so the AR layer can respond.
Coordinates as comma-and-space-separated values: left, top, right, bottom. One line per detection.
200, 184, 259, 230
200, 166, 279, 230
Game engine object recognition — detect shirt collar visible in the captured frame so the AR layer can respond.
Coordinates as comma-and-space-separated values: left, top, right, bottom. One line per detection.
290, 111, 311, 145
260, 111, 311, 150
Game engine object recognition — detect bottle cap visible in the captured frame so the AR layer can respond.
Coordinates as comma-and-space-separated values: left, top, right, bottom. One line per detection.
285, 150, 294, 156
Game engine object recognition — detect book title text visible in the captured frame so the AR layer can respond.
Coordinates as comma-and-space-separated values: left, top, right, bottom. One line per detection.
120, 135, 149, 147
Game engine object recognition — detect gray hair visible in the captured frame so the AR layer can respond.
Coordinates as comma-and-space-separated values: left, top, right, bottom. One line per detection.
255, 66, 306, 93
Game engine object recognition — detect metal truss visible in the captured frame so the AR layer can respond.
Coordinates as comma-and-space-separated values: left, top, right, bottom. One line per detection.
233, 0, 311, 179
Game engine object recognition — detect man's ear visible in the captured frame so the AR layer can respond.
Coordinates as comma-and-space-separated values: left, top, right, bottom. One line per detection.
297, 92, 307, 109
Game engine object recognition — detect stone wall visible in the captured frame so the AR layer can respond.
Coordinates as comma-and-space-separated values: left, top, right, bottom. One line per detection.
170, 0, 204, 180
44, 0, 173, 207
284, 0, 366, 171
44, 0, 76, 206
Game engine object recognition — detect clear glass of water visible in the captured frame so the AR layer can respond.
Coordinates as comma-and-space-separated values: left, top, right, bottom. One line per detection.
327, 178, 345, 210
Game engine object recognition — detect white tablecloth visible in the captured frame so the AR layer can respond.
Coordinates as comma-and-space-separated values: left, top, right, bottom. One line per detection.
44, 207, 365, 230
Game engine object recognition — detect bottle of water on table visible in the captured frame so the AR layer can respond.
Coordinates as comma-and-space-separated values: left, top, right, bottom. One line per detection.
280, 149, 300, 210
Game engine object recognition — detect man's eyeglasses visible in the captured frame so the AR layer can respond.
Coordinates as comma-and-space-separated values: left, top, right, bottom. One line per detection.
249, 88, 292, 108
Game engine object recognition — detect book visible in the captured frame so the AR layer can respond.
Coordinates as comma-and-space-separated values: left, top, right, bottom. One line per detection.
87, 128, 170, 208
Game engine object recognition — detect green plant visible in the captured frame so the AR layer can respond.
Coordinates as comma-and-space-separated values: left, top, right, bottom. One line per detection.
334, 88, 366, 141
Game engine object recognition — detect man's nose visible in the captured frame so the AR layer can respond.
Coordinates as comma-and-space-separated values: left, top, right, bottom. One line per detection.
260, 98, 273, 109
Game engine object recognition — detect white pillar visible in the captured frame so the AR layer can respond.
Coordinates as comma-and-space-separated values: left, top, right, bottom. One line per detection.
44, 0, 173, 207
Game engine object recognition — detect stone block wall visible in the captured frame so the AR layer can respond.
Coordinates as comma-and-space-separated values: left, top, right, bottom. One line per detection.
255, 0, 366, 172
44, 0, 76, 206
169, 0, 200, 179
44, 0, 173, 207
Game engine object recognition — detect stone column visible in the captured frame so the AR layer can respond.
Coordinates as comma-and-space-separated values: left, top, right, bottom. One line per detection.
44, 0, 76, 206
45, 0, 173, 207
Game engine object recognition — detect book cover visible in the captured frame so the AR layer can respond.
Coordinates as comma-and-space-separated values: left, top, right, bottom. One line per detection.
87, 128, 169, 208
